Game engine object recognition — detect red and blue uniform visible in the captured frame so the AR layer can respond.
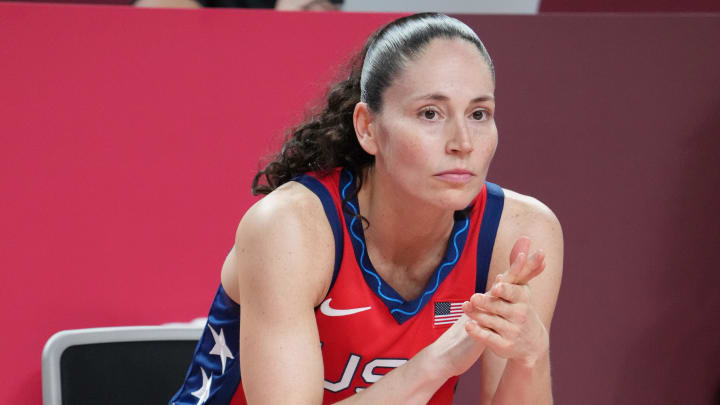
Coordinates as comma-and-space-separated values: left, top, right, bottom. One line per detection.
169, 168, 504, 405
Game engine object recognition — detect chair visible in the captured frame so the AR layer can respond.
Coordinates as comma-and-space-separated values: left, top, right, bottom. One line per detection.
42, 323, 204, 405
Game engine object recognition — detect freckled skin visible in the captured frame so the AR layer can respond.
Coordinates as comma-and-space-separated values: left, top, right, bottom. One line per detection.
366, 38, 498, 212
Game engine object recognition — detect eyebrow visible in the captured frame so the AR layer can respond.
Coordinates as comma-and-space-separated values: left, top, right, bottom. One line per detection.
411, 93, 495, 103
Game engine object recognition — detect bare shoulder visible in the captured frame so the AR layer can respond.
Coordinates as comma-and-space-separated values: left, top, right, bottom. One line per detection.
239, 180, 332, 237
489, 187, 564, 326
221, 181, 335, 308
498, 188, 562, 241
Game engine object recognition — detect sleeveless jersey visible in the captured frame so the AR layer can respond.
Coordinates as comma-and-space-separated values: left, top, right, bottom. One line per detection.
169, 168, 505, 405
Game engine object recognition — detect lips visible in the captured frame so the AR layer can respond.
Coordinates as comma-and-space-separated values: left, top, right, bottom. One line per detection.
434, 169, 475, 183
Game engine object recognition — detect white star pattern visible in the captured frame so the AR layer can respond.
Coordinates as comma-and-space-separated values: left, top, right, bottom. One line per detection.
208, 324, 234, 374
191, 367, 212, 405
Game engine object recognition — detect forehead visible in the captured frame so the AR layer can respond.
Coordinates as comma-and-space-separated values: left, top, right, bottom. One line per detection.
383, 38, 495, 105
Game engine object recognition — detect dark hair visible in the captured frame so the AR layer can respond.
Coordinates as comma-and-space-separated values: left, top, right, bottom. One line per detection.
251, 12, 494, 195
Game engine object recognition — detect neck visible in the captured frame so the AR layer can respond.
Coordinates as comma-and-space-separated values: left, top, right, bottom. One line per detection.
356, 167, 455, 276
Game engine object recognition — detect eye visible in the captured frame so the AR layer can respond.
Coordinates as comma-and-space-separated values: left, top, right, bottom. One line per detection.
471, 109, 488, 121
419, 108, 440, 121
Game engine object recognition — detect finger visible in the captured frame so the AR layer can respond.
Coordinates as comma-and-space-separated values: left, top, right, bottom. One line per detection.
469, 293, 514, 319
509, 236, 531, 266
461, 300, 476, 318
465, 320, 509, 353
462, 300, 493, 321
501, 251, 527, 285
523, 254, 546, 284
505, 249, 546, 286
490, 282, 529, 304
519, 250, 546, 285
472, 311, 514, 336
472, 291, 530, 325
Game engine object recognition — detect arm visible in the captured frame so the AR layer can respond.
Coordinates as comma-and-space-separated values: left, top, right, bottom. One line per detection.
466, 191, 564, 405
234, 183, 496, 404
235, 184, 332, 403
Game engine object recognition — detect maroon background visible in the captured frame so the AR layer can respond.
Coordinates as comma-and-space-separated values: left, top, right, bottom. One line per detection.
456, 14, 720, 405
1, 4, 719, 404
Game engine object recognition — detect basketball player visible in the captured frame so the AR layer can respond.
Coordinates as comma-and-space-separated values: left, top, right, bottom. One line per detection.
170, 12, 563, 405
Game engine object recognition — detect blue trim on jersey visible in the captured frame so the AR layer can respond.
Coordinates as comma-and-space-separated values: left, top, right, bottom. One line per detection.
293, 174, 345, 300
340, 170, 404, 306
169, 285, 241, 404
339, 169, 471, 324
475, 182, 505, 293
390, 217, 469, 318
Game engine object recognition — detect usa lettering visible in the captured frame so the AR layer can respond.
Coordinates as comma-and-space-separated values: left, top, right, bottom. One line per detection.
323, 354, 408, 393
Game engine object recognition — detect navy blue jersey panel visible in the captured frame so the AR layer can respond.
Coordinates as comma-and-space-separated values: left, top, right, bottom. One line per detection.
169, 285, 241, 404
475, 182, 505, 293
293, 174, 345, 300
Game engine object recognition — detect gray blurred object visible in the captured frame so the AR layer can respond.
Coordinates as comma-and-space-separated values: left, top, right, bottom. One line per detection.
42, 324, 204, 405
341, 0, 540, 14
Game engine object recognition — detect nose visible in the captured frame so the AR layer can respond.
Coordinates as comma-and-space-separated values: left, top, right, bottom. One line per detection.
446, 117, 473, 155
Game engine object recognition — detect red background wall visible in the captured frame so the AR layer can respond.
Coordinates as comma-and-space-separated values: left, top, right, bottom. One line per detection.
1, 4, 719, 404
3, 0, 720, 12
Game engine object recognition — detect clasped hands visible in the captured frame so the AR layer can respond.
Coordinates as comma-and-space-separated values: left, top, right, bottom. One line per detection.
462, 236, 549, 368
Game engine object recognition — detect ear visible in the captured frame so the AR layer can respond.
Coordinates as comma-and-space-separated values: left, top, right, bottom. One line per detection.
353, 102, 378, 156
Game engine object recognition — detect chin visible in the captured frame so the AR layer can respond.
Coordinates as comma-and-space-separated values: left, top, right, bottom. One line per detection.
432, 190, 479, 212
427, 177, 486, 208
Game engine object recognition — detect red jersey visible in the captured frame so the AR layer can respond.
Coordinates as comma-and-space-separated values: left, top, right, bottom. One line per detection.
170, 168, 505, 405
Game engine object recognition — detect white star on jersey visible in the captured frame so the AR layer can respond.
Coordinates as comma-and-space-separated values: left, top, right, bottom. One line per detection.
208, 324, 234, 373
191, 367, 212, 404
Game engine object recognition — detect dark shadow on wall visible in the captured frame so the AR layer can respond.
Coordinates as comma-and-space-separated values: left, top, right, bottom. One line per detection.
612, 101, 720, 405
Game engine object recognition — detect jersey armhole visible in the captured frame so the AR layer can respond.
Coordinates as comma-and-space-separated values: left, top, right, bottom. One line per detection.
475, 182, 505, 293
291, 174, 344, 305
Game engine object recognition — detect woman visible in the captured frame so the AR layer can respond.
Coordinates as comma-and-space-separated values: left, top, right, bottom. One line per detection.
171, 12, 563, 405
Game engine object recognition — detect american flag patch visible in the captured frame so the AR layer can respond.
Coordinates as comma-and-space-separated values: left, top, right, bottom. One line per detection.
433, 300, 464, 327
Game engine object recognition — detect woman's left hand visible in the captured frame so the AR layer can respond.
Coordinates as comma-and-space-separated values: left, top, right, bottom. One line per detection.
462, 240, 550, 367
